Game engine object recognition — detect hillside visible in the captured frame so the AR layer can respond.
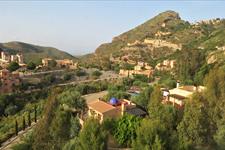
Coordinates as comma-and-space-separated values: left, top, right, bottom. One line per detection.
0, 41, 76, 64
81, 10, 225, 69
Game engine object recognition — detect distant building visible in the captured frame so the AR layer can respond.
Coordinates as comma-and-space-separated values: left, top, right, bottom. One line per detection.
56, 59, 77, 69
119, 62, 154, 78
0, 49, 25, 66
144, 39, 182, 50
155, 59, 176, 71
0, 69, 21, 93
42, 58, 77, 69
42, 58, 53, 67
162, 82, 206, 108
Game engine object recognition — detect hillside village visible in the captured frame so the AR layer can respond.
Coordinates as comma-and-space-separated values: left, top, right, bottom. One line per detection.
0, 47, 78, 93
0, 10, 225, 150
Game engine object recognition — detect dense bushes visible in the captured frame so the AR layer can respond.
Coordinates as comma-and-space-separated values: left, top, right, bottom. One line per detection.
7, 62, 20, 72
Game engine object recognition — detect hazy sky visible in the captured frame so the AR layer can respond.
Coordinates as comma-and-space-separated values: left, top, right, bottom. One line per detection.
0, 1, 225, 55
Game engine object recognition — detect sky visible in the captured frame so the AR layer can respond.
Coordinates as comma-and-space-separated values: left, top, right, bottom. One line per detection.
0, 1, 225, 55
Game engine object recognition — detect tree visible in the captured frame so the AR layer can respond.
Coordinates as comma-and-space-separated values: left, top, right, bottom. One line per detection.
203, 67, 225, 148
70, 117, 81, 138
7, 62, 20, 72
133, 74, 149, 83
23, 116, 26, 130
34, 105, 37, 123
75, 69, 87, 77
44, 74, 56, 84
50, 109, 71, 149
121, 62, 134, 70
132, 85, 153, 109
49, 59, 57, 68
33, 87, 84, 150
5, 104, 18, 116
63, 73, 72, 81
177, 48, 206, 83
76, 118, 107, 150
148, 85, 163, 120
193, 64, 211, 85
122, 77, 134, 87
132, 119, 167, 150
32, 89, 61, 150
105, 84, 129, 101
204, 67, 225, 124
91, 70, 102, 78
62, 138, 80, 150
27, 62, 36, 70
177, 93, 209, 149
214, 123, 225, 150
57, 90, 86, 111
28, 111, 31, 126
114, 115, 141, 147
15, 119, 18, 135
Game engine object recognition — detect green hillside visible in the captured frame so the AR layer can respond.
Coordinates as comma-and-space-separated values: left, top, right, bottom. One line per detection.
82, 10, 225, 69
0, 41, 76, 64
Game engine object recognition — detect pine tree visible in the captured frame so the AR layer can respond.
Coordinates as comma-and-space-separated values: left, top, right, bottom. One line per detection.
34, 105, 37, 123
148, 85, 163, 120
77, 118, 107, 150
177, 93, 209, 149
22, 116, 26, 130
28, 111, 31, 126
132, 119, 167, 150
15, 119, 18, 135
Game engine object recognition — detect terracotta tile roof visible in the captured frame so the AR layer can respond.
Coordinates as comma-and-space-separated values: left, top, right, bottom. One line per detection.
88, 100, 116, 114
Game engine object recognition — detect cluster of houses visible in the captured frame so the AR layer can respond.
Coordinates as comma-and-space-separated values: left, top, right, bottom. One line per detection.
42, 58, 77, 69
0, 69, 21, 93
78, 80, 206, 125
126, 38, 182, 51
119, 59, 176, 78
155, 59, 176, 71
0, 48, 25, 68
119, 62, 154, 78
143, 39, 182, 50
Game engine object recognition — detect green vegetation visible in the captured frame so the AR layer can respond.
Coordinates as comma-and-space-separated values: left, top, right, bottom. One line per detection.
5, 11, 225, 150
80, 11, 225, 73
27, 62, 36, 70
48, 59, 57, 68
113, 115, 141, 147
7, 62, 20, 72
73, 119, 107, 150
133, 119, 167, 150
75, 69, 87, 77
0, 97, 45, 144
32, 87, 86, 150
105, 84, 129, 101
131, 86, 153, 109
11, 66, 225, 150
63, 73, 73, 81
91, 70, 102, 78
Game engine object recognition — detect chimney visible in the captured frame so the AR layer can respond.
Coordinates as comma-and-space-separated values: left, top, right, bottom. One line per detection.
121, 103, 126, 116
176, 81, 180, 88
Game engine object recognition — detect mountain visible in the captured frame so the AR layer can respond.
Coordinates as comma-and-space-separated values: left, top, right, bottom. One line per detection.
0, 41, 76, 64
81, 10, 225, 69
